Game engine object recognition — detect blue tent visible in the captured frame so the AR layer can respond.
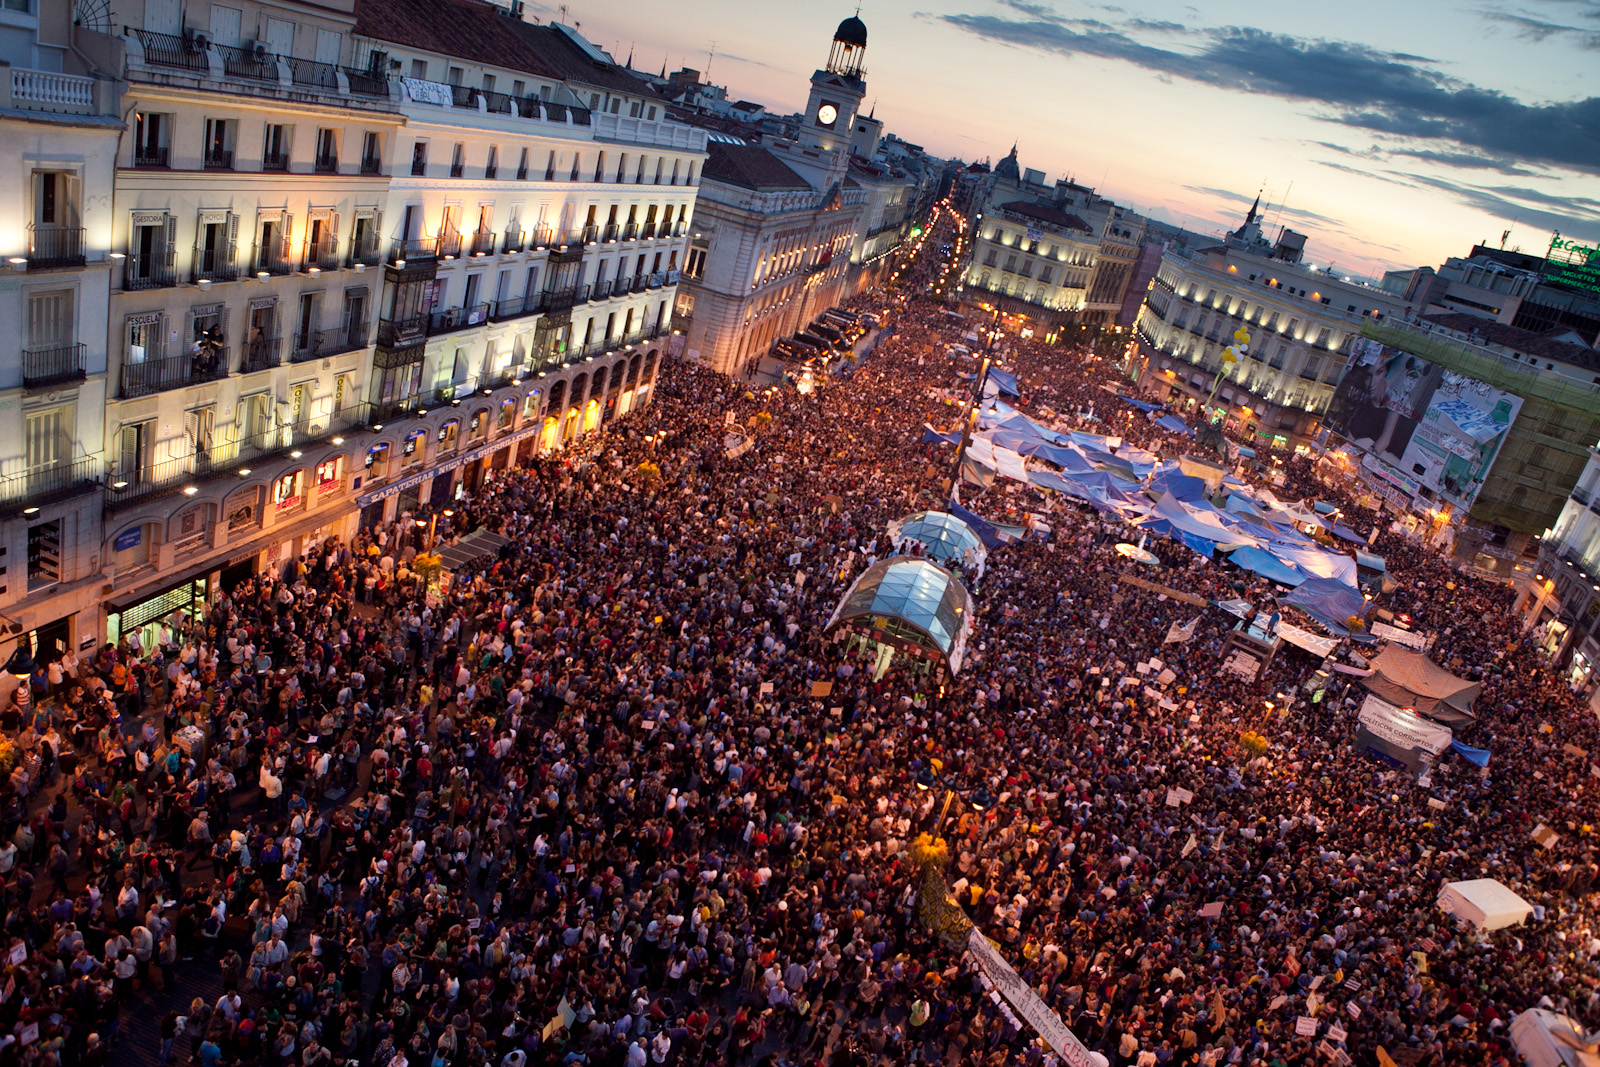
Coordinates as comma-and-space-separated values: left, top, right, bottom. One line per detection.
1118, 395, 1164, 412
1230, 546, 1308, 587
1284, 577, 1368, 631
986, 368, 1021, 397
1154, 414, 1192, 436
1330, 524, 1367, 544
922, 425, 962, 445
947, 502, 1008, 549
1147, 469, 1209, 503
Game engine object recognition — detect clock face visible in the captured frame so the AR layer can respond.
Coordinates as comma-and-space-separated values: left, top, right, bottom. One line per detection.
817, 103, 839, 127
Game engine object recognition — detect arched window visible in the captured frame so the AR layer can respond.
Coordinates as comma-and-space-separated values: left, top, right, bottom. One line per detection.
469, 407, 490, 439
403, 429, 427, 466
438, 419, 460, 451
365, 443, 391, 481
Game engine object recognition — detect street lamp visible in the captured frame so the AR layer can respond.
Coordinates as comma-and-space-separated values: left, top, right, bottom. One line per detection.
916, 766, 994, 836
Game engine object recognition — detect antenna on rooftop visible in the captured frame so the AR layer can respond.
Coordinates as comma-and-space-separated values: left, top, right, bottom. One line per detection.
557, 3, 568, 23
705, 40, 716, 78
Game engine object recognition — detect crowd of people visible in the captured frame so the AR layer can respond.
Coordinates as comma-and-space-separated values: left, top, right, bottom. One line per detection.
0, 200, 1592, 1067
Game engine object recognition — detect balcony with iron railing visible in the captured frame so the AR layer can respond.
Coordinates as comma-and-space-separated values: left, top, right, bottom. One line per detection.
389, 237, 437, 265
449, 161, 465, 178
124, 251, 176, 291
543, 285, 589, 314
489, 292, 551, 322
134, 145, 168, 168
438, 233, 463, 258
106, 408, 366, 512
217, 43, 275, 81
347, 232, 382, 268
204, 148, 233, 170
254, 242, 293, 276
27, 226, 85, 270
239, 335, 281, 374
502, 230, 526, 253
262, 150, 290, 173
375, 316, 427, 348
427, 303, 490, 336
128, 29, 209, 72
469, 231, 497, 256
304, 236, 340, 271
359, 155, 382, 176
192, 246, 238, 283
484, 163, 498, 180
120, 348, 228, 398
292, 321, 370, 363
22, 343, 87, 389
0, 456, 102, 517
313, 153, 339, 174
581, 225, 599, 244
286, 56, 339, 91
343, 68, 389, 96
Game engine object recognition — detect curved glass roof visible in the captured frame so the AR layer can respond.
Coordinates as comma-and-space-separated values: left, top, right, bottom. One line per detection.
887, 511, 987, 570
826, 558, 973, 671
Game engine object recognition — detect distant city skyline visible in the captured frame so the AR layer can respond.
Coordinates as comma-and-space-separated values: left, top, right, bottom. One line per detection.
550, 0, 1600, 282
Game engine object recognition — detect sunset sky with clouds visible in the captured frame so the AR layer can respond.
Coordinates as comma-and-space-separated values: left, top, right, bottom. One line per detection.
548, 0, 1598, 280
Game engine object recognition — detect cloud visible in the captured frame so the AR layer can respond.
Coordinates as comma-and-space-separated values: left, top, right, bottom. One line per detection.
1181, 184, 1344, 227
937, 9, 1600, 174
1394, 174, 1600, 239
1482, 11, 1600, 48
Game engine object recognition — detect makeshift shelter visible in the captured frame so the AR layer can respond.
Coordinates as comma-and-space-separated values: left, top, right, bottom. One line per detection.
1284, 577, 1368, 633
1363, 647, 1480, 725
826, 558, 973, 677
887, 511, 988, 576
1510, 1009, 1600, 1067
1438, 879, 1533, 932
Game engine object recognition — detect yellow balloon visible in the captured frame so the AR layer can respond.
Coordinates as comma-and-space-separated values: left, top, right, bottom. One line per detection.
1234, 328, 1250, 344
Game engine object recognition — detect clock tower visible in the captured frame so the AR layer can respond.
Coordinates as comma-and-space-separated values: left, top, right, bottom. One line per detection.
799, 15, 868, 156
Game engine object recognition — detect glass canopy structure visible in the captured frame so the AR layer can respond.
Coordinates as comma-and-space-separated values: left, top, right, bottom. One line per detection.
826, 558, 973, 676
887, 511, 987, 575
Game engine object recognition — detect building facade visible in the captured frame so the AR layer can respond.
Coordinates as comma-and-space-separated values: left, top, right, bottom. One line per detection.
675, 17, 872, 376
1521, 448, 1600, 709
18, 0, 703, 660
0, 1, 125, 667
1131, 208, 1409, 451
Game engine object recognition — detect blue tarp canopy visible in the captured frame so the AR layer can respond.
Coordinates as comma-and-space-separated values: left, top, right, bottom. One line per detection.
922, 425, 961, 445
1119, 395, 1164, 412
1030, 470, 1151, 513
1147, 469, 1209, 503
1450, 740, 1491, 767
1284, 577, 1368, 632
947, 501, 1009, 549
986, 368, 1021, 397
1330, 524, 1367, 544
1229, 545, 1308, 587
1154, 414, 1192, 436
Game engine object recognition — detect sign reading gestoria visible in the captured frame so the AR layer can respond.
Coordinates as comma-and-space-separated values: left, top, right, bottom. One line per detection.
1544, 233, 1600, 294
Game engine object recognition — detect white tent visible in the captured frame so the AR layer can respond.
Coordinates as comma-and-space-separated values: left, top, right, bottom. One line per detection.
1438, 878, 1534, 932
1510, 1009, 1600, 1067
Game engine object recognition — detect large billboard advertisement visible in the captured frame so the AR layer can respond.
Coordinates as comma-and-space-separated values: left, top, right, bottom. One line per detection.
1327, 338, 1522, 513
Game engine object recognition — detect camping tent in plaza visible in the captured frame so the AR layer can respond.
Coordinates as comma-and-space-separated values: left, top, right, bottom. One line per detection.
1438, 879, 1533, 932
1362, 646, 1480, 724
1284, 577, 1369, 632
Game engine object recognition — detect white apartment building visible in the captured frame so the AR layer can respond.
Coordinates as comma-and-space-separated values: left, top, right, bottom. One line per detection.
91, 0, 704, 651
101, 0, 404, 646
1132, 206, 1409, 450
0, 1, 124, 667
349, 0, 704, 523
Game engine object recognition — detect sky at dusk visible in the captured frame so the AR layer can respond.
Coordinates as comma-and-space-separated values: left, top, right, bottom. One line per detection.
542, 0, 1600, 282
